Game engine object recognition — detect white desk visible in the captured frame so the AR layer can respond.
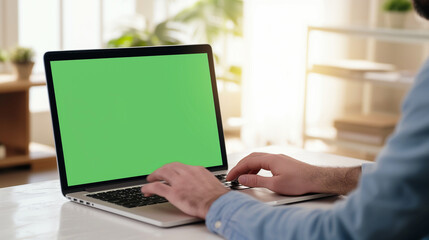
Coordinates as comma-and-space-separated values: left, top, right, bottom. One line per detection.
0, 146, 368, 240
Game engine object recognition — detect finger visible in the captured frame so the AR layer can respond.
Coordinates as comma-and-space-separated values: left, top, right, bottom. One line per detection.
234, 152, 266, 169
226, 153, 260, 181
147, 164, 180, 183
141, 182, 172, 198
232, 169, 260, 180
238, 174, 273, 188
227, 154, 272, 181
227, 165, 262, 182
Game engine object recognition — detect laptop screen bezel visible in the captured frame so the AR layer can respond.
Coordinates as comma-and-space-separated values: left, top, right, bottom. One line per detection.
44, 44, 228, 195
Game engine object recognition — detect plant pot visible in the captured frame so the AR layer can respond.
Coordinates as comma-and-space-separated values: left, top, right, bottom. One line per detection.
385, 12, 408, 28
13, 62, 35, 81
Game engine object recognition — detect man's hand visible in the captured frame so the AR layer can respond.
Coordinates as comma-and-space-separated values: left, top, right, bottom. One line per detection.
227, 152, 361, 195
141, 162, 229, 219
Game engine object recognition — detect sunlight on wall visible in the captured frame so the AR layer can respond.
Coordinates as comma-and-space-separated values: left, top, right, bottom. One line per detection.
242, 0, 327, 147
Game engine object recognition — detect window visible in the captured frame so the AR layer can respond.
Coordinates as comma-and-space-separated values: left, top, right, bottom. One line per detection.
19, 0, 60, 73
19, 0, 138, 73
17, 0, 138, 111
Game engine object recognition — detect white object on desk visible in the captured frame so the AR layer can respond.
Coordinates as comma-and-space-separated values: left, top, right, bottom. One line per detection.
0, 146, 368, 240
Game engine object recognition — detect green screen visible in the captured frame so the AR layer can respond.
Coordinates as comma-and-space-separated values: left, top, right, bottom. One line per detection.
50, 53, 223, 186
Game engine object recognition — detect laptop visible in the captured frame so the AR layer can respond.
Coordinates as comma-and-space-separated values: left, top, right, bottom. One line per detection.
44, 44, 332, 227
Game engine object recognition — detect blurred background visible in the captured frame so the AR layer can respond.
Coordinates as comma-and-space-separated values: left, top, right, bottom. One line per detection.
1, 0, 428, 187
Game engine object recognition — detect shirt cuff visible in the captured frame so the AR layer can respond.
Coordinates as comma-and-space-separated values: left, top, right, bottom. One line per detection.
205, 191, 259, 237
361, 162, 376, 174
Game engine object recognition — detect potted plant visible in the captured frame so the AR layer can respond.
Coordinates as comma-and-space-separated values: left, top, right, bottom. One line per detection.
0, 49, 6, 63
9, 47, 35, 81
383, 0, 413, 28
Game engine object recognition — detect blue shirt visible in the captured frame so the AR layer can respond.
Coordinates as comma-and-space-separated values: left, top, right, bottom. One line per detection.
206, 60, 429, 239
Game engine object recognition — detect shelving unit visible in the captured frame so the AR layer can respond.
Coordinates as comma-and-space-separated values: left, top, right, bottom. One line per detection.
0, 74, 56, 170
309, 68, 413, 89
303, 25, 429, 159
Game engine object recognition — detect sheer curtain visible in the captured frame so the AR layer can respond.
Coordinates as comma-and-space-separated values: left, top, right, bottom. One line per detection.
241, 0, 364, 148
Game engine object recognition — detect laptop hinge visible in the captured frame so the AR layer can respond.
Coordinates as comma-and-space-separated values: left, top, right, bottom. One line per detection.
85, 179, 148, 193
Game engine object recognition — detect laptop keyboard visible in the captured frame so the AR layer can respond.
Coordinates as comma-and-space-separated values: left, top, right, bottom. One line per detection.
87, 186, 168, 208
87, 174, 229, 208
216, 173, 227, 182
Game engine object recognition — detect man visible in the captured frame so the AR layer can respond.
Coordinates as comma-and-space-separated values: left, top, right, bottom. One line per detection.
141, 1, 429, 239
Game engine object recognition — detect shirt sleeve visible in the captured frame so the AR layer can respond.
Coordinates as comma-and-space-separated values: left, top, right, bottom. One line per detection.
206, 60, 429, 240
361, 162, 376, 174
206, 191, 330, 239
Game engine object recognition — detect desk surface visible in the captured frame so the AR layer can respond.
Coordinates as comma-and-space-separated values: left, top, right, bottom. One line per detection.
0, 146, 368, 240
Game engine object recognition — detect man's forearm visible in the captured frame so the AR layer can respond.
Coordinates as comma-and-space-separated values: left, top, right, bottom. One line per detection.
312, 166, 362, 195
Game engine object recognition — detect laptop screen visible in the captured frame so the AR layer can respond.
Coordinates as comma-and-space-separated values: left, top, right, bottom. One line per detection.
50, 52, 223, 187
